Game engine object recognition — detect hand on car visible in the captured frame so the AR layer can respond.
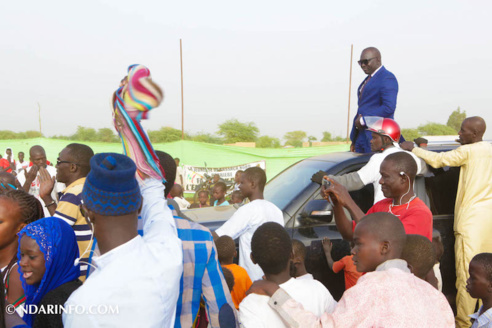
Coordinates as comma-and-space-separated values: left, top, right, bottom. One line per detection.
311, 170, 326, 185
400, 141, 415, 151
323, 177, 351, 207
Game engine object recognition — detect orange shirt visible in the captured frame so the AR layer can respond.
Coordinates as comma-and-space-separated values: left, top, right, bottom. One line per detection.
223, 263, 252, 309
332, 255, 363, 290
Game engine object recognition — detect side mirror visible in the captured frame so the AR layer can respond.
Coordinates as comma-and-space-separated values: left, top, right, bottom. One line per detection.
300, 199, 333, 223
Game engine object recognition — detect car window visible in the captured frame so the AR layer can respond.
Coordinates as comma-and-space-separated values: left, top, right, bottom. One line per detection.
424, 166, 459, 215
265, 159, 339, 210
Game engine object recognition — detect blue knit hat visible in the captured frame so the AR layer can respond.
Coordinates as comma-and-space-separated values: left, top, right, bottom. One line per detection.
82, 153, 142, 216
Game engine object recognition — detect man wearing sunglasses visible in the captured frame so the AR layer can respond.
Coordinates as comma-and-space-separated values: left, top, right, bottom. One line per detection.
350, 47, 399, 153
38, 143, 94, 280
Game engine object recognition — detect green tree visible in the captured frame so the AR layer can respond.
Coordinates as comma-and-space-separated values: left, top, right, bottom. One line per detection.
321, 131, 332, 142
418, 123, 457, 136
284, 130, 307, 148
147, 127, 183, 143
217, 119, 259, 143
401, 128, 420, 141
256, 135, 281, 148
446, 107, 466, 132
72, 126, 97, 141
191, 132, 222, 144
97, 128, 118, 143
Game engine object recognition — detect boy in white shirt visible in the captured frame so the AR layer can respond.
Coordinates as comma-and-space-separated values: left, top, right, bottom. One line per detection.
214, 167, 283, 281
239, 222, 337, 327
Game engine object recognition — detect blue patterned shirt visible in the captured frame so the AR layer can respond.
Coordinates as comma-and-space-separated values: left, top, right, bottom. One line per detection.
138, 205, 238, 328
471, 306, 492, 328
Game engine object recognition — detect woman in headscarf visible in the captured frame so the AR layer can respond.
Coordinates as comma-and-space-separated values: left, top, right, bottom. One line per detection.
18, 217, 81, 327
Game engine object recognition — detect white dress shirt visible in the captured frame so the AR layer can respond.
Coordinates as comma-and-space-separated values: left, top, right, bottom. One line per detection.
63, 179, 183, 328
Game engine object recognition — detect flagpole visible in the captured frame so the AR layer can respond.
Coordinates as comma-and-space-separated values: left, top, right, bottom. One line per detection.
180, 39, 185, 140
346, 44, 353, 142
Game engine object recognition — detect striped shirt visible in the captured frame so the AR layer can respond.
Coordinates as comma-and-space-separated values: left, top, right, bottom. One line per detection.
137, 206, 238, 328
54, 177, 92, 280
471, 306, 492, 328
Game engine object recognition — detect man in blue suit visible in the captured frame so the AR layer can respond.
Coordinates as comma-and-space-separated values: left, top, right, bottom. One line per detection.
350, 47, 399, 153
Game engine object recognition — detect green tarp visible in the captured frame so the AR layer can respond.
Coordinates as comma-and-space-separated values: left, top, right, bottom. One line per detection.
0, 139, 349, 181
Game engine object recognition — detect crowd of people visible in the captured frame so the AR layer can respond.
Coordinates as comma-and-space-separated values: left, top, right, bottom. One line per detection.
0, 57, 491, 328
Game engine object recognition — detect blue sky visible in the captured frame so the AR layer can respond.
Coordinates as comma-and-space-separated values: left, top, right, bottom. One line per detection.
2, 0, 492, 139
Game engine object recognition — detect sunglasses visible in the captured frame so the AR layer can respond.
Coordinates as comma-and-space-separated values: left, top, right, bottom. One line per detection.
57, 158, 83, 166
358, 57, 376, 66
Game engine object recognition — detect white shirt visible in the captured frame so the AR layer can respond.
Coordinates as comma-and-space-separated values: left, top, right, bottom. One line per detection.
215, 199, 283, 281
176, 166, 184, 185
357, 145, 427, 204
63, 179, 183, 328
16, 165, 65, 217
239, 277, 337, 327
296, 273, 314, 280
16, 161, 28, 174
173, 196, 190, 210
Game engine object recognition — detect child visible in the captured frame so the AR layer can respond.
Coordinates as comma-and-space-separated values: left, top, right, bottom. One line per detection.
214, 167, 284, 281
233, 170, 243, 191
16, 151, 29, 174
291, 239, 313, 280
248, 213, 454, 327
190, 190, 210, 209
401, 234, 438, 288
0, 190, 44, 315
215, 235, 252, 309
170, 184, 190, 210
230, 190, 244, 205
18, 217, 81, 327
467, 253, 492, 328
239, 222, 337, 327
213, 182, 229, 206
322, 237, 362, 290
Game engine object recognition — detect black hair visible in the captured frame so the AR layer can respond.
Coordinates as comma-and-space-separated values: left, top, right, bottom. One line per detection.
243, 167, 266, 191
1, 190, 44, 224
292, 239, 306, 261
358, 212, 407, 256
214, 182, 227, 193
231, 190, 243, 200
198, 190, 209, 197
221, 266, 235, 292
156, 151, 177, 197
384, 152, 418, 180
251, 222, 291, 275
215, 235, 236, 263
401, 234, 436, 279
18, 151, 24, 155
66, 143, 94, 176
471, 253, 492, 283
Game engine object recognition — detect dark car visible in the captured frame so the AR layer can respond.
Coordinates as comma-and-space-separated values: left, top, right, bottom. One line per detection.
184, 143, 461, 306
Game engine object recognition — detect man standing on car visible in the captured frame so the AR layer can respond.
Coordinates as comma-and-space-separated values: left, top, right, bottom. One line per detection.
401, 116, 492, 328
350, 47, 399, 153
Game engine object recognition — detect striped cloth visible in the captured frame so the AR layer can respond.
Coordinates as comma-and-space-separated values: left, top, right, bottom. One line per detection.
112, 64, 166, 183
54, 177, 92, 280
137, 206, 238, 328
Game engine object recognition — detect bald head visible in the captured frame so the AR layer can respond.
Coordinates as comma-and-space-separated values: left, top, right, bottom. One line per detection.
29, 145, 47, 168
465, 116, 486, 137
357, 212, 407, 256
458, 116, 486, 145
362, 47, 381, 60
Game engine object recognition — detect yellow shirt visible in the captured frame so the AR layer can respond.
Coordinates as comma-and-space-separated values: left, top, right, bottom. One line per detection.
413, 141, 492, 231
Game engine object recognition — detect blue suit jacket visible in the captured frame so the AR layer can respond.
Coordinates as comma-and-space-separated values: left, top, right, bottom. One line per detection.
350, 66, 399, 153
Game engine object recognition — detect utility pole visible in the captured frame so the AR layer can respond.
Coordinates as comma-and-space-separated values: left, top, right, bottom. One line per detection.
180, 39, 185, 140
346, 44, 353, 142
38, 102, 42, 135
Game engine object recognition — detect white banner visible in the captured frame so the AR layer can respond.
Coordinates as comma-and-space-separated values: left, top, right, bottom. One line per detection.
183, 160, 266, 193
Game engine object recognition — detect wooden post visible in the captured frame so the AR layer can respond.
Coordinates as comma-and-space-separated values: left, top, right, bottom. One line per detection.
38, 102, 42, 135
346, 44, 353, 142
180, 39, 185, 140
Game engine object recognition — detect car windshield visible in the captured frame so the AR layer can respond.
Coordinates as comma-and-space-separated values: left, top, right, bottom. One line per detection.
264, 159, 338, 210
